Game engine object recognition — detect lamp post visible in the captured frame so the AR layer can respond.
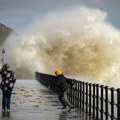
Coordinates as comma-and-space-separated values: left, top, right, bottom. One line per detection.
2, 48, 5, 65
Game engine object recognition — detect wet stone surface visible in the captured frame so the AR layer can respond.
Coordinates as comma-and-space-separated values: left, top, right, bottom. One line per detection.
0, 80, 93, 120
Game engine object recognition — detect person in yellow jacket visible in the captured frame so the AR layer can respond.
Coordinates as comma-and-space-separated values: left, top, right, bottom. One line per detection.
50, 69, 75, 111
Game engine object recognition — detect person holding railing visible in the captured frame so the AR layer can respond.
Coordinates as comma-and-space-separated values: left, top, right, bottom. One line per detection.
49, 69, 75, 111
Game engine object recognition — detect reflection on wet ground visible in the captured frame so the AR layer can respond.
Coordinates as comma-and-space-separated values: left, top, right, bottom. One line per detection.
0, 80, 93, 120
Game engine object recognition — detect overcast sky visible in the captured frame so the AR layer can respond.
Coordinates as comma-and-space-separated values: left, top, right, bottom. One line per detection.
0, 0, 120, 33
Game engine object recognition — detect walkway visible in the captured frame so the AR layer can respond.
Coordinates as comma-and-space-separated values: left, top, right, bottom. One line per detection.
0, 80, 93, 120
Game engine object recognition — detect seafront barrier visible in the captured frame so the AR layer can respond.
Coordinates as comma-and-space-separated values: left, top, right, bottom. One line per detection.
35, 72, 120, 120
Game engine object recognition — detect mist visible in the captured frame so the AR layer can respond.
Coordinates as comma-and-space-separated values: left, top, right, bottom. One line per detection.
1, 6, 120, 88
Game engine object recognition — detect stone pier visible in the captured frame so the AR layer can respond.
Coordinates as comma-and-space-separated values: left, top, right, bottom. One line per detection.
0, 80, 93, 120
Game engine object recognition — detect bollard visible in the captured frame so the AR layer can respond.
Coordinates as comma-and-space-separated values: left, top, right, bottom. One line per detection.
117, 88, 120, 120
111, 87, 114, 120
100, 85, 104, 120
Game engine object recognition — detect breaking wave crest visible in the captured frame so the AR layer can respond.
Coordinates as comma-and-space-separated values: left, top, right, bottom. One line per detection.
2, 6, 120, 88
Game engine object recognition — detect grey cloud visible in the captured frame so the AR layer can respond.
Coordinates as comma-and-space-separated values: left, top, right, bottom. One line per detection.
0, 0, 120, 31
0, 0, 83, 31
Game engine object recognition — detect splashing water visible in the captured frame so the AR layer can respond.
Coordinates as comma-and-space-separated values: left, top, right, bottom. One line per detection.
2, 6, 120, 88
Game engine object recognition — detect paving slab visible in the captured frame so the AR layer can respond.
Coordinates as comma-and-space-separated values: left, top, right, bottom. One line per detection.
0, 80, 93, 120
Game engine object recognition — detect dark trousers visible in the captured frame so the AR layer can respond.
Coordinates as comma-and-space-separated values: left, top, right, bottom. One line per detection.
2, 90, 12, 109
58, 91, 73, 108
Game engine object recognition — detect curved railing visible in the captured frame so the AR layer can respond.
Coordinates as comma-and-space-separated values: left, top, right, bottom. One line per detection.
35, 72, 120, 120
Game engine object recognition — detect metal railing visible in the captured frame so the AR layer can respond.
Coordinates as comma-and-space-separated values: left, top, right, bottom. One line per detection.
67, 79, 120, 120
35, 72, 120, 120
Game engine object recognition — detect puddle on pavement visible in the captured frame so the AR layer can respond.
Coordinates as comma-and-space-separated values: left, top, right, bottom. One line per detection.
11, 80, 59, 108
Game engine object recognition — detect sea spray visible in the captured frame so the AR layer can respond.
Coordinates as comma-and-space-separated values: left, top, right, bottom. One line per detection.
2, 6, 120, 88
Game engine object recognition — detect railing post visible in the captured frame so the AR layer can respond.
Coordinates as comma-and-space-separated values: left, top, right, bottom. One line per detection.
80, 81, 82, 109
77, 81, 80, 107
73, 79, 75, 106
111, 87, 114, 120
73, 80, 75, 106
117, 88, 120, 120
89, 83, 92, 115
100, 85, 104, 120
67, 79, 70, 103
69, 80, 72, 103
83, 82, 85, 111
75, 80, 78, 107
105, 86, 109, 120
70, 79, 73, 105
93, 84, 96, 119
96, 84, 99, 119
86, 82, 88, 114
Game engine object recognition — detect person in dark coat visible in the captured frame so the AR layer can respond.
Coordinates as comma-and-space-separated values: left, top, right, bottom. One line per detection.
0, 63, 16, 112
50, 69, 75, 111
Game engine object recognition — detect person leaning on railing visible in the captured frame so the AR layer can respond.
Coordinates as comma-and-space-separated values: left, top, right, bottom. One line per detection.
48, 69, 75, 111
0, 63, 16, 112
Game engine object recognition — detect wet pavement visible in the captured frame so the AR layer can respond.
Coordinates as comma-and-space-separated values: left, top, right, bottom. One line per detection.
0, 80, 93, 120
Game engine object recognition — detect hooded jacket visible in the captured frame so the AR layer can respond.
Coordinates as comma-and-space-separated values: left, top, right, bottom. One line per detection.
0, 67, 16, 91
56, 74, 74, 92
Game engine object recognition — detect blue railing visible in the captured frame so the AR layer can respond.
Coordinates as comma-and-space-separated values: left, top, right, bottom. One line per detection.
35, 72, 120, 120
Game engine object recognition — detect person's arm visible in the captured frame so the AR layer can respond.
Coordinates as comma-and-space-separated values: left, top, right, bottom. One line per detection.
48, 77, 60, 89
48, 81, 60, 89
9, 71, 16, 89
11, 71, 16, 84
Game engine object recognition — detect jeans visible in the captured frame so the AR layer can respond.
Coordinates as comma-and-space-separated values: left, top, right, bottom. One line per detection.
2, 90, 12, 109
58, 91, 73, 108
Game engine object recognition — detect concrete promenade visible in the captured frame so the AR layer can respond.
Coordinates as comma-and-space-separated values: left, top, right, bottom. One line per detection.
0, 80, 93, 120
